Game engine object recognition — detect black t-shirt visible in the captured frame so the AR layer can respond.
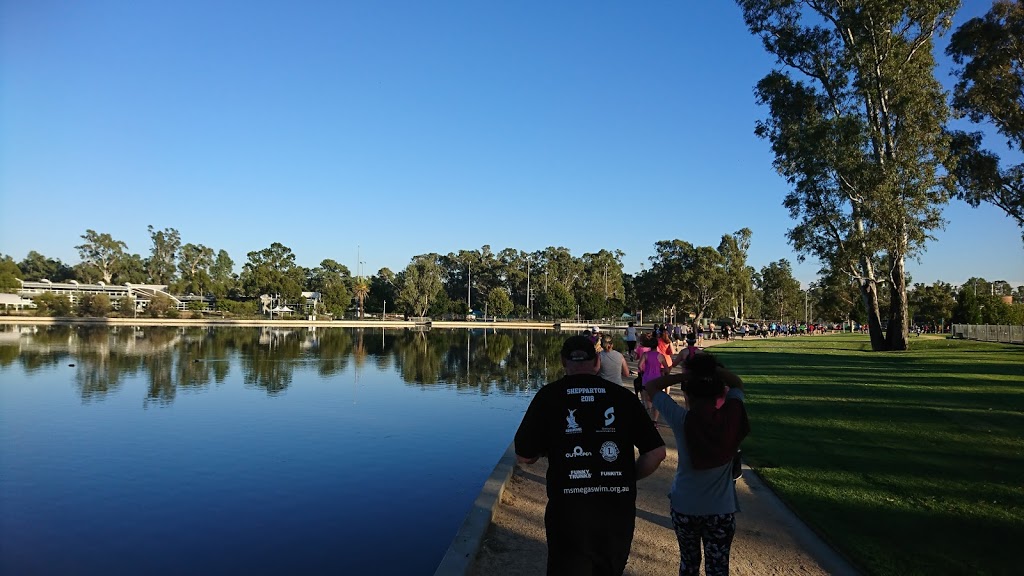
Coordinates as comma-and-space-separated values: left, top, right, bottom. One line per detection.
514, 374, 665, 509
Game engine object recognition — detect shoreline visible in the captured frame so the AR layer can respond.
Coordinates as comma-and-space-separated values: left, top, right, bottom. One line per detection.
0, 316, 627, 330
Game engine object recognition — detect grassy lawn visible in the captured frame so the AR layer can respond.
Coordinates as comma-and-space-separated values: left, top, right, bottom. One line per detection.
709, 335, 1024, 576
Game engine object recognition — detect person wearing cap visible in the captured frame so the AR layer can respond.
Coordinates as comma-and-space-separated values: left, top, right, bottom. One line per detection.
514, 335, 667, 576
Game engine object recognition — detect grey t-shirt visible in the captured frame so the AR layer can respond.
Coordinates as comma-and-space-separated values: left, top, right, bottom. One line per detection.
598, 349, 626, 384
652, 388, 745, 515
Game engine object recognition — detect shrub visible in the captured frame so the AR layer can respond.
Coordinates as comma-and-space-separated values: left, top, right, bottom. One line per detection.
147, 294, 174, 317
116, 296, 136, 316
76, 293, 112, 317
34, 293, 72, 316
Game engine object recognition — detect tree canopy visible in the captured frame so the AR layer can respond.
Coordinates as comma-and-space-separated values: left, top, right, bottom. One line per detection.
738, 0, 959, 350
946, 0, 1024, 231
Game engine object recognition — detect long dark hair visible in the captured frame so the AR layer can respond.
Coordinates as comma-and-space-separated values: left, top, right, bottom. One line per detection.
683, 352, 725, 400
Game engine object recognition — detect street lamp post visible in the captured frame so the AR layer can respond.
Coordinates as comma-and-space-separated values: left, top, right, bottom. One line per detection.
526, 257, 531, 320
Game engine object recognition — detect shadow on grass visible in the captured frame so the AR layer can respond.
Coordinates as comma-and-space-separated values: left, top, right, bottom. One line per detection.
706, 338, 1024, 576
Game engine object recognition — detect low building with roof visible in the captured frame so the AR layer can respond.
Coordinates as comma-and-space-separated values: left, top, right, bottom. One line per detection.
0, 293, 37, 311
16, 279, 214, 312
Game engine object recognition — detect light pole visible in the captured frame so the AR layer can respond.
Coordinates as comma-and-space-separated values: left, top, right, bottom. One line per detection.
526, 257, 531, 320
467, 262, 472, 313
383, 299, 386, 319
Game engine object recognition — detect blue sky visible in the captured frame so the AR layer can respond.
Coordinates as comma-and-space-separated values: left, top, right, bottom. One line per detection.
2, 0, 1021, 287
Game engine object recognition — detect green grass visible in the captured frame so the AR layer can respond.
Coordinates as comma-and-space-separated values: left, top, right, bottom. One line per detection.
710, 335, 1024, 576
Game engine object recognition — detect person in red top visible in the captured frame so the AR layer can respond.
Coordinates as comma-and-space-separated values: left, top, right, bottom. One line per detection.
657, 330, 675, 366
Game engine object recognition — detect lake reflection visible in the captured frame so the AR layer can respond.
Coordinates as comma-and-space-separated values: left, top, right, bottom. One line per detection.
0, 324, 573, 575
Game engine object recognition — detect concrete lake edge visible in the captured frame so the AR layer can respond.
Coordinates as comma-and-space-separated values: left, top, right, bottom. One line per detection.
433, 443, 518, 576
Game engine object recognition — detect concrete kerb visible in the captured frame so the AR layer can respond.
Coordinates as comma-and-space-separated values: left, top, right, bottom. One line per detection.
740, 465, 862, 575
433, 442, 518, 576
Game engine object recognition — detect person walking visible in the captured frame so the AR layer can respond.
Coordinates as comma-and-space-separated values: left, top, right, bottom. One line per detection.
515, 336, 667, 576
639, 336, 670, 424
624, 321, 638, 360
672, 334, 703, 370
598, 335, 631, 386
643, 353, 750, 576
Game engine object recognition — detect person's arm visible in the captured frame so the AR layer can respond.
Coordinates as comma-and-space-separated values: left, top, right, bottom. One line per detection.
619, 356, 630, 379
671, 349, 687, 366
514, 392, 546, 465
635, 445, 666, 480
644, 372, 688, 397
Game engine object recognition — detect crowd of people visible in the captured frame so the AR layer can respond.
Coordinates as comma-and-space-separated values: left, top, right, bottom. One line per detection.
515, 326, 750, 576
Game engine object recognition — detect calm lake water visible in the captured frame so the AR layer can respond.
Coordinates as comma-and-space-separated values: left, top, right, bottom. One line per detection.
0, 324, 575, 575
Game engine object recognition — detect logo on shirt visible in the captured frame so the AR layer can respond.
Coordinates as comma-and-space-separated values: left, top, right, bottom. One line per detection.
565, 409, 582, 434
569, 469, 592, 480
600, 470, 622, 477
600, 441, 620, 462
566, 446, 593, 458
604, 407, 615, 426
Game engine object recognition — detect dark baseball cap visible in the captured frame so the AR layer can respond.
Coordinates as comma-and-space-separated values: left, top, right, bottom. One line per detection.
561, 335, 597, 362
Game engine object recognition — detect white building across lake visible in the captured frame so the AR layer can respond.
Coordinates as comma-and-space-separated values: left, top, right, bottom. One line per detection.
15, 279, 213, 312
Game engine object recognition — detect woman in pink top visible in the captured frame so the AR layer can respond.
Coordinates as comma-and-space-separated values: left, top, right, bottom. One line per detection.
639, 336, 670, 424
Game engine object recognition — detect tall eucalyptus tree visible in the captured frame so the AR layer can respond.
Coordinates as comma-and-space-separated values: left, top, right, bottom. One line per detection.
75, 229, 127, 284
717, 228, 754, 322
738, 0, 959, 350
146, 225, 181, 285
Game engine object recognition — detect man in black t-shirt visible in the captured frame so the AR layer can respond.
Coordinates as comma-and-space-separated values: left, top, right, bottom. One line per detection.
515, 335, 667, 576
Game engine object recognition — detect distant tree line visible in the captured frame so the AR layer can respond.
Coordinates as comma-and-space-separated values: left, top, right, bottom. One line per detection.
1, 224, 1021, 327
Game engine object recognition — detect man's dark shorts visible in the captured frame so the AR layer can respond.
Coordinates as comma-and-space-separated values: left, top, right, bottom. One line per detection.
545, 502, 635, 576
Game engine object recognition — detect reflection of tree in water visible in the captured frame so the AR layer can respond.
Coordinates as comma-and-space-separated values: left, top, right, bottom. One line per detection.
387, 328, 568, 392
71, 326, 142, 402
4, 324, 576, 402
201, 327, 244, 383
362, 328, 396, 371
14, 325, 73, 373
175, 334, 212, 390
397, 331, 445, 384
240, 329, 303, 395
143, 349, 176, 407
316, 328, 353, 377
0, 344, 18, 367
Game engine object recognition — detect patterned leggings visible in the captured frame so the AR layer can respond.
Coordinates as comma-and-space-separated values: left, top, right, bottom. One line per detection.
670, 510, 736, 576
